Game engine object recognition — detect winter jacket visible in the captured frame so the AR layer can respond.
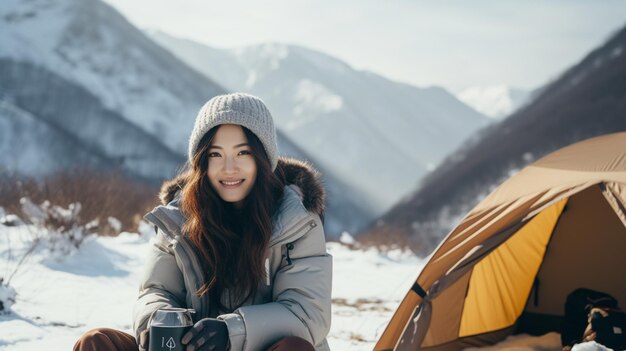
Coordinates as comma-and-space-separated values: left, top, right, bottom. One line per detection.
133, 157, 332, 351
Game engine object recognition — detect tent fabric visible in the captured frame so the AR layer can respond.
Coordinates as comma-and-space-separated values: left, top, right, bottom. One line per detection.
396, 219, 530, 351
524, 185, 626, 317
459, 199, 566, 337
422, 271, 471, 347
399, 199, 566, 349
375, 133, 626, 351
602, 182, 626, 227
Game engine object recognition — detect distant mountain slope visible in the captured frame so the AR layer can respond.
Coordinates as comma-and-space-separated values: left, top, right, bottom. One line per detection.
457, 85, 532, 119
0, 98, 110, 175
149, 32, 491, 210
277, 135, 376, 235
0, 0, 224, 155
0, 58, 185, 179
361, 24, 626, 256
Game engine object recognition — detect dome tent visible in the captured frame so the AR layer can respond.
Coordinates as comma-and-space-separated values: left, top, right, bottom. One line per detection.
375, 132, 626, 351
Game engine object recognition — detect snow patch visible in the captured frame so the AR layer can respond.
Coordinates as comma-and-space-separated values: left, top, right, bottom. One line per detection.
234, 43, 289, 72
339, 232, 356, 245
259, 43, 289, 70
458, 85, 530, 119
522, 152, 534, 163
288, 79, 343, 129
245, 70, 258, 88
0, 280, 17, 313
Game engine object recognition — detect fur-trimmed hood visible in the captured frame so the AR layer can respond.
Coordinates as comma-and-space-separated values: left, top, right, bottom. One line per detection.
158, 156, 326, 217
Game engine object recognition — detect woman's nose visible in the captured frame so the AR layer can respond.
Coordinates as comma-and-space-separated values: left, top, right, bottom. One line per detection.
224, 156, 238, 172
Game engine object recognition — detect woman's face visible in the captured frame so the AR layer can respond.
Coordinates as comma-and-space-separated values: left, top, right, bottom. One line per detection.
207, 124, 258, 207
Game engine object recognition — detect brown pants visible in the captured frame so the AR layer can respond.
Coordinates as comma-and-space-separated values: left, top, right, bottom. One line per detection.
73, 328, 316, 351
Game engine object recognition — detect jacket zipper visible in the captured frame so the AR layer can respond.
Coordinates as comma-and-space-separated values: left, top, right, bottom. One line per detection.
270, 219, 317, 282
284, 242, 295, 265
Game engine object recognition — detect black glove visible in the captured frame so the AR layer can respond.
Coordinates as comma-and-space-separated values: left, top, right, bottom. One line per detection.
181, 318, 229, 351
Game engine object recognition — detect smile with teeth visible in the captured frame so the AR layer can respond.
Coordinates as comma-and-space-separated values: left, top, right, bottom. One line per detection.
220, 179, 244, 187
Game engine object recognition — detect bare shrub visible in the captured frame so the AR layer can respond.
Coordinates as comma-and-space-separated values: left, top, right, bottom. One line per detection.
356, 226, 416, 254
0, 197, 104, 313
0, 168, 160, 234
20, 197, 97, 251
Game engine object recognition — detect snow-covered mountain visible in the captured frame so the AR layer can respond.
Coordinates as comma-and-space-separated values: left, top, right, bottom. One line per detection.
0, 0, 223, 156
0, 58, 186, 179
149, 32, 492, 211
0, 0, 375, 236
457, 85, 532, 119
0, 97, 110, 175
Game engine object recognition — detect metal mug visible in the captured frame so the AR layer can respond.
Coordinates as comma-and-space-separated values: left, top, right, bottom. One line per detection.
148, 308, 195, 351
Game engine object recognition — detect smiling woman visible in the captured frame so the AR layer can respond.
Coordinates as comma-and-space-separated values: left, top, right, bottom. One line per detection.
72, 93, 332, 351
206, 124, 258, 207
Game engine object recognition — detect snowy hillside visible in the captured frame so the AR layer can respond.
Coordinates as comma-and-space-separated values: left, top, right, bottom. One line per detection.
457, 85, 531, 119
0, 59, 185, 179
0, 0, 223, 155
0, 98, 109, 175
149, 32, 492, 210
0, 218, 423, 350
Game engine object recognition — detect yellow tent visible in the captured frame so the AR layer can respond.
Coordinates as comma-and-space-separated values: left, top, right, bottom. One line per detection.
375, 132, 626, 351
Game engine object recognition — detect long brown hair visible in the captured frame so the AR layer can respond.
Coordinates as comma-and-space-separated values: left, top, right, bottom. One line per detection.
180, 125, 285, 314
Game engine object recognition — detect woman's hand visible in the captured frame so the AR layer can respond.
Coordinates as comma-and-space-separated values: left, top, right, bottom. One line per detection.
182, 318, 229, 351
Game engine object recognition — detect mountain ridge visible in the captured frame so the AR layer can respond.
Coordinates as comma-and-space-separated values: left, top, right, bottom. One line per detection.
149, 30, 491, 210
360, 23, 626, 256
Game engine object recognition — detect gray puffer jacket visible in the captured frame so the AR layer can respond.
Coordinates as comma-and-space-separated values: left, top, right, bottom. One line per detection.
133, 157, 332, 351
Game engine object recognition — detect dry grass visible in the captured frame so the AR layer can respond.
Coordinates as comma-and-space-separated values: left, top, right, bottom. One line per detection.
349, 332, 368, 342
332, 297, 392, 312
0, 169, 160, 234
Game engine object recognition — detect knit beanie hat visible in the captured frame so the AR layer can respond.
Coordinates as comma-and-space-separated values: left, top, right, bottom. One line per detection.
188, 93, 278, 170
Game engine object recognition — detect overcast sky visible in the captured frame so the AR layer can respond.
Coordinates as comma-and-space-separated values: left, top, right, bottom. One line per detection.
103, 0, 625, 93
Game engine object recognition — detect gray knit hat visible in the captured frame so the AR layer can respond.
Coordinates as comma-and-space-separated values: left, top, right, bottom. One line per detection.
188, 93, 278, 170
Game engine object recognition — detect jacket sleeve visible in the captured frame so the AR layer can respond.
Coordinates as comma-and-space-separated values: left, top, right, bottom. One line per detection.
218, 214, 332, 351
132, 230, 187, 341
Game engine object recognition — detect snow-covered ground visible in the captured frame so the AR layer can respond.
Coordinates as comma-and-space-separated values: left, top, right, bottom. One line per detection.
0, 223, 423, 350
1, 222, 608, 351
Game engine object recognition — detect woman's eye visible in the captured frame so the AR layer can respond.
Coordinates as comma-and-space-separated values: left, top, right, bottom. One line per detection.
208, 152, 221, 157
239, 150, 252, 156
